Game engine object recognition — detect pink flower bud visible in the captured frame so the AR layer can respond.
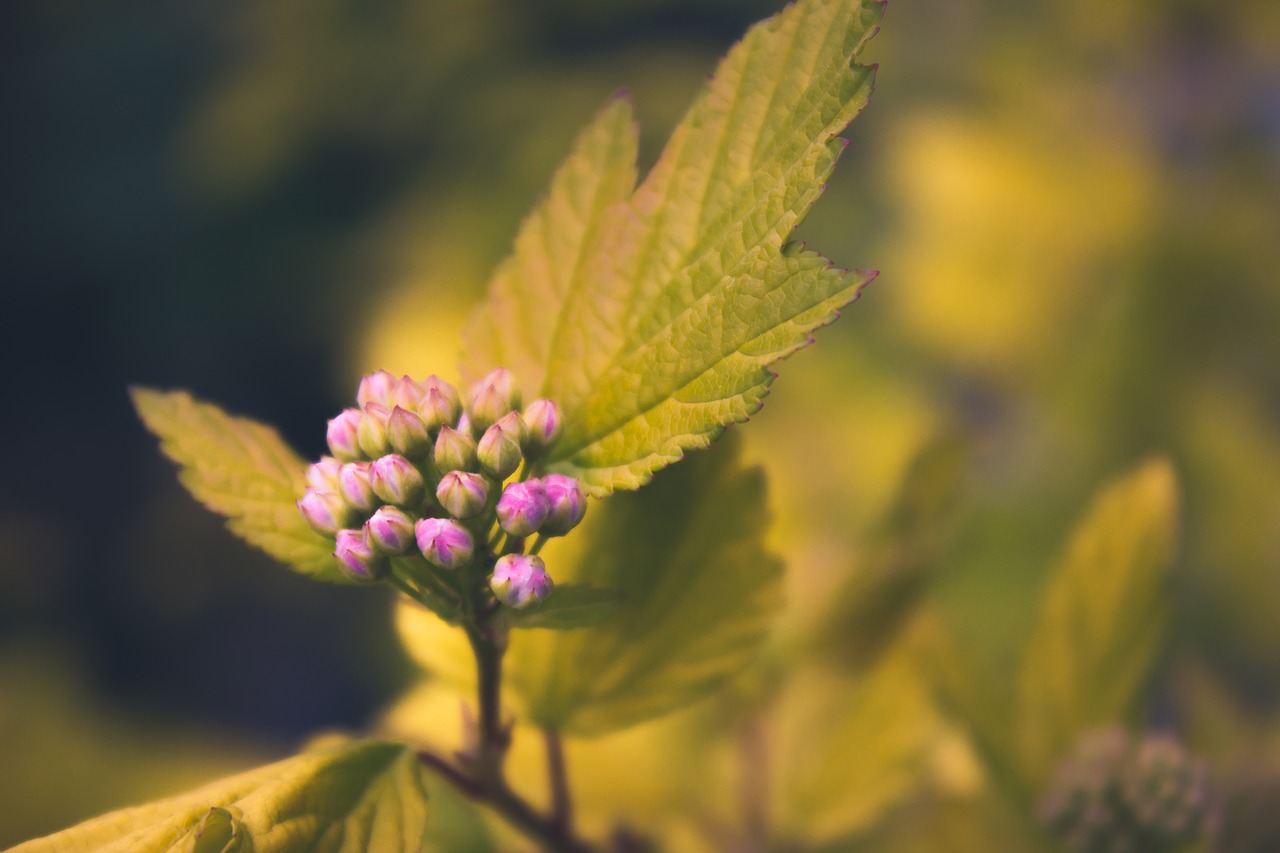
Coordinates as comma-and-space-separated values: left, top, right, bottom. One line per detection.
356, 370, 398, 407
436, 470, 489, 519
365, 505, 416, 555
337, 461, 378, 512
415, 517, 475, 570
477, 423, 524, 480
521, 399, 561, 451
417, 387, 459, 432
494, 411, 528, 445
466, 367, 521, 432
433, 424, 477, 473
538, 474, 586, 536
326, 408, 364, 461
357, 402, 393, 458
298, 488, 354, 535
334, 528, 388, 582
387, 406, 430, 458
421, 374, 461, 414
496, 480, 550, 537
306, 456, 343, 491
370, 453, 426, 507
490, 553, 553, 609
389, 375, 426, 410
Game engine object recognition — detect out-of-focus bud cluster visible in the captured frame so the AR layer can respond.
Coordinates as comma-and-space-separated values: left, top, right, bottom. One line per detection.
1039, 728, 1217, 853
297, 368, 582, 609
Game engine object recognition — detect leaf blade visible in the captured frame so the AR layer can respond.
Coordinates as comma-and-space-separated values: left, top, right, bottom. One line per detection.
507, 433, 784, 735
1015, 458, 1180, 786
462, 0, 884, 495
503, 584, 626, 630
12, 739, 430, 853
130, 387, 345, 584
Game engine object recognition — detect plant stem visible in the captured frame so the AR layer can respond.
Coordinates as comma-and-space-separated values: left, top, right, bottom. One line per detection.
403, 571, 601, 853
545, 728, 572, 832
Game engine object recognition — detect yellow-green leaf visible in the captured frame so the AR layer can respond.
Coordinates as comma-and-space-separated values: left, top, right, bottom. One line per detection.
130, 387, 344, 584
502, 584, 626, 630
12, 739, 430, 852
507, 433, 784, 735
461, 0, 884, 496
1015, 458, 1180, 786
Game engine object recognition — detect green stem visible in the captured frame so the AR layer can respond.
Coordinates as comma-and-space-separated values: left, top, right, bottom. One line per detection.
411, 578, 599, 852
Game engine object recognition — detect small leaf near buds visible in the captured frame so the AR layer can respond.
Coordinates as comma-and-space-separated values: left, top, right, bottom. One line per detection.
491, 553, 553, 609
370, 454, 426, 507
415, 517, 476, 570
333, 528, 388, 582
326, 408, 364, 461
436, 470, 489, 519
538, 474, 587, 536
298, 488, 354, 535
365, 506, 417, 555
496, 480, 550, 538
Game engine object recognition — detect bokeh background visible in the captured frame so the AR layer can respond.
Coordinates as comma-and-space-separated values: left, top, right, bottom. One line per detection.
3, 0, 1279, 846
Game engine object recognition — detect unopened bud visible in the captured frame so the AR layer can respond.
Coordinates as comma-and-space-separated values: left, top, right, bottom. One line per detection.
467, 367, 521, 432
357, 402, 393, 458
477, 423, 524, 480
496, 480, 550, 537
326, 408, 364, 461
436, 470, 489, 519
365, 505, 416, 555
415, 517, 475, 570
389, 375, 425, 410
522, 399, 561, 452
490, 553, 552, 609
298, 488, 354, 535
370, 453, 425, 507
356, 370, 398, 408
417, 376, 462, 431
337, 461, 378, 512
334, 528, 388, 582
538, 474, 586, 536
433, 424, 477, 473
387, 406, 430, 458
494, 411, 528, 444
306, 456, 342, 491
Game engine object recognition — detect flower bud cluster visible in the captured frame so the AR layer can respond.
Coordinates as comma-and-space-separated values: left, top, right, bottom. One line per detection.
1039, 728, 1216, 853
297, 368, 581, 609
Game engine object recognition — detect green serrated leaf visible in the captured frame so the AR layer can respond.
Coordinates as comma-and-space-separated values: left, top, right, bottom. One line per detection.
12, 739, 430, 852
1015, 458, 1180, 787
130, 387, 347, 584
461, 0, 884, 496
503, 584, 626, 630
504, 432, 784, 735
